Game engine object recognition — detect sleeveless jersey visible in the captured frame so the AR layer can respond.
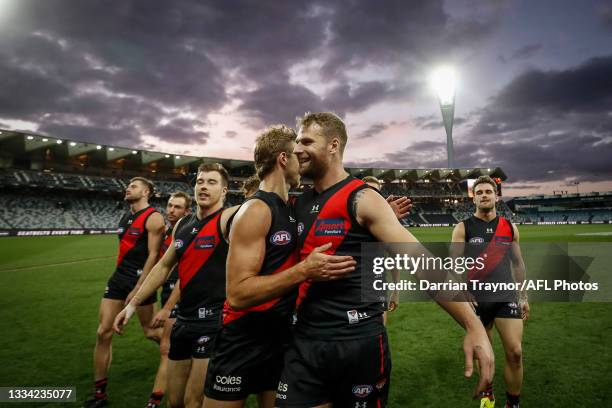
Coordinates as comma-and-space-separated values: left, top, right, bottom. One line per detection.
464, 215, 515, 302
222, 190, 298, 327
294, 176, 384, 340
116, 206, 157, 277
160, 226, 178, 294
173, 209, 228, 327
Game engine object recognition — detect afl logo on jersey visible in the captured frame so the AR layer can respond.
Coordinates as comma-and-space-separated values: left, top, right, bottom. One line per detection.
174, 239, 184, 249
469, 237, 484, 243
270, 231, 292, 246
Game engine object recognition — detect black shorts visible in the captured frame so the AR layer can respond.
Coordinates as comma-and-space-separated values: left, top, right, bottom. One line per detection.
103, 270, 156, 305
276, 332, 391, 407
168, 320, 218, 361
475, 301, 522, 327
160, 282, 178, 319
205, 318, 291, 400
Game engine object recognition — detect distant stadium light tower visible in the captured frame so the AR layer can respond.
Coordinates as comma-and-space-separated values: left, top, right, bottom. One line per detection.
431, 66, 457, 168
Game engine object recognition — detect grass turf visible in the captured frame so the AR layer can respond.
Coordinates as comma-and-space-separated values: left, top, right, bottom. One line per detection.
0, 224, 611, 406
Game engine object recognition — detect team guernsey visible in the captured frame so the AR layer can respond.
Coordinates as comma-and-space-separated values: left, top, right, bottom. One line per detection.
104, 206, 158, 305
168, 209, 227, 360
464, 215, 520, 326
205, 190, 298, 400
159, 227, 179, 318
276, 176, 390, 408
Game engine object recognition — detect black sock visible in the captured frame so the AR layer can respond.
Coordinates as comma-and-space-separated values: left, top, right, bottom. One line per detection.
506, 392, 520, 406
148, 391, 163, 404
94, 378, 108, 400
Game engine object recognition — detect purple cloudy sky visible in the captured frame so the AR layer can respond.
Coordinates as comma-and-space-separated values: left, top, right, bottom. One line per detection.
1, 0, 611, 196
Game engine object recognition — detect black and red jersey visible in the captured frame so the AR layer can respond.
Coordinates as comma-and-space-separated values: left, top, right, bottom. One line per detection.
222, 190, 298, 327
115, 206, 158, 277
160, 226, 178, 292
294, 176, 384, 340
173, 209, 228, 326
464, 215, 515, 301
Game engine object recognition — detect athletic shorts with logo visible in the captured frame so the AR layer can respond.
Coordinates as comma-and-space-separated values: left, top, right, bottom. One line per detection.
160, 282, 179, 319
205, 314, 292, 400
103, 269, 156, 305
475, 301, 522, 327
168, 320, 218, 360
276, 332, 391, 407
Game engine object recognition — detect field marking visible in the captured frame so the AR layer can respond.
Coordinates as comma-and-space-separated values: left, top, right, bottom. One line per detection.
575, 232, 612, 236
0, 256, 114, 272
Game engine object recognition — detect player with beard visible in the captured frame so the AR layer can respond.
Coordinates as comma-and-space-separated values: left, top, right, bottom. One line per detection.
114, 164, 238, 408
84, 177, 165, 408
451, 176, 528, 408
145, 192, 192, 408
275, 112, 494, 408
204, 125, 356, 408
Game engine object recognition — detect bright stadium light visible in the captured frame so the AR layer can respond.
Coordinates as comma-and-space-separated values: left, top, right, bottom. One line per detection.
42, 138, 49, 142
69, 142, 77, 146
175, 155, 181, 159
56, 140, 63, 144
165, 154, 170, 158
132, 150, 138, 154
108, 147, 115, 151
430, 66, 457, 168
26, 135, 34, 140
96, 145, 102, 150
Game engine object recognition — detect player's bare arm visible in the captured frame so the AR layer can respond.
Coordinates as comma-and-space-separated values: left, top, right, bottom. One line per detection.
114, 221, 180, 334
355, 187, 495, 397
125, 212, 165, 304
510, 224, 529, 320
226, 198, 356, 310
219, 204, 241, 242
152, 278, 181, 329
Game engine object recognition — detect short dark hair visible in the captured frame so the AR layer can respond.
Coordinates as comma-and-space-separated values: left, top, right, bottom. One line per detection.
242, 175, 260, 197
197, 163, 230, 187
169, 191, 192, 209
254, 125, 297, 179
130, 177, 155, 198
297, 112, 348, 154
473, 175, 497, 194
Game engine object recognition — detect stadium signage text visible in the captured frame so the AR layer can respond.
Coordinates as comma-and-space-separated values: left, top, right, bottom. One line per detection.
0, 228, 118, 237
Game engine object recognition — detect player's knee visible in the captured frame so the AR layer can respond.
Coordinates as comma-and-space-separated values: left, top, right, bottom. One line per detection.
96, 325, 113, 342
166, 393, 184, 408
145, 327, 161, 342
505, 345, 523, 367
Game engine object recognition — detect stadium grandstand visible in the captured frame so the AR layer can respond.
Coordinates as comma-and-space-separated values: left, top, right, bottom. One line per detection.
0, 129, 610, 235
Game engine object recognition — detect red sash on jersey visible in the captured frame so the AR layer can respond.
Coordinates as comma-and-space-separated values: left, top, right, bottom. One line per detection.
116, 206, 156, 267
222, 251, 298, 325
468, 216, 513, 281
178, 212, 223, 290
296, 179, 364, 309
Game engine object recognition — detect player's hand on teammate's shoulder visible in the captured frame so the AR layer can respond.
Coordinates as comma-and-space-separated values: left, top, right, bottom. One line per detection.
386, 194, 413, 220
299, 242, 357, 281
113, 304, 136, 335
151, 308, 170, 329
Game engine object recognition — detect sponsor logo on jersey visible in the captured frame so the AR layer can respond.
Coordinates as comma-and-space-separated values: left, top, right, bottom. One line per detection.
469, 237, 484, 243
310, 204, 320, 214
216, 375, 242, 385
289, 215, 296, 223
191, 227, 199, 234
297, 222, 304, 236
175, 239, 184, 249
128, 227, 142, 236
270, 230, 292, 245
352, 385, 373, 398
315, 218, 346, 236
486, 227, 494, 234
194, 236, 216, 249
198, 307, 214, 319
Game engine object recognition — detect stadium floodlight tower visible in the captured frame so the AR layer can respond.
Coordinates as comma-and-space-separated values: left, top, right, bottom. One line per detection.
431, 66, 457, 168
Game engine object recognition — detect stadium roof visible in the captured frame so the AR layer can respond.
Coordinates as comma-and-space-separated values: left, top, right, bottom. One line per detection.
0, 129, 507, 182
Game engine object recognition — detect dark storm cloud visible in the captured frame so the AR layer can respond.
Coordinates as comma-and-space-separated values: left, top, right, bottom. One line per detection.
225, 131, 238, 139
356, 123, 390, 140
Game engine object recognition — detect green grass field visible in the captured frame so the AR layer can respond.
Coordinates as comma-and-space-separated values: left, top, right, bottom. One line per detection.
0, 224, 611, 407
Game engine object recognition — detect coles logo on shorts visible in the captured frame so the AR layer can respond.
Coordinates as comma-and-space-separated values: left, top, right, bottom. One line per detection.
128, 227, 142, 236
174, 239, 184, 249
194, 236, 216, 249
314, 218, 346, 236
270, 230, 292, 246
352, 385, 373, 398
469, 237, 484, 243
